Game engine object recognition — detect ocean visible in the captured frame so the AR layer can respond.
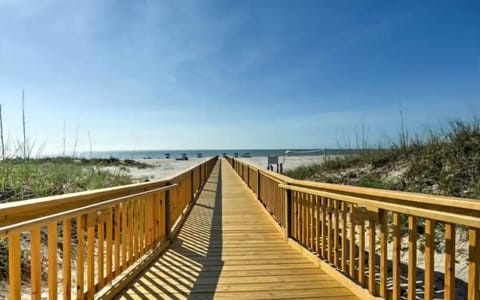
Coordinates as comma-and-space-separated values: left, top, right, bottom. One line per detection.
84, 149, 359, 160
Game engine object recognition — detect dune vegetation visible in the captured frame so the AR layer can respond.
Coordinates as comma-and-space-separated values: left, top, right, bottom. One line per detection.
0, 157, 152, 204
0, 156, 154, 283
285, 119, 480, 200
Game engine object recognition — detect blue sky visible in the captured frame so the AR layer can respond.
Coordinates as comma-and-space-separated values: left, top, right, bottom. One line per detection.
0, 1, 479, 154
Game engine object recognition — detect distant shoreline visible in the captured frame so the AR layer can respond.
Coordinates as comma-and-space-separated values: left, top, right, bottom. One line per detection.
73, 149, 360, 160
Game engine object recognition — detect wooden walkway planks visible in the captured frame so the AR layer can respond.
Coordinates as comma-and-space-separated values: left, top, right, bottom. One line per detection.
116, 159, 360, 300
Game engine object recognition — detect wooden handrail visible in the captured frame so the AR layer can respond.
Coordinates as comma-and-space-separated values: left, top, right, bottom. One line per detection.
0, 184, 178, 238
279, 184, 480, 228
1, 156, 218, 300
0, 157, 216, 227
228, 156, 480, 212
227, 156, 480, 300
291, 179, 480, 216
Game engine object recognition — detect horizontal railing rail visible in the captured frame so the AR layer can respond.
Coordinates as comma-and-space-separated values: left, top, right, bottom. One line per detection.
0, 156, 218, 300
226, 156, 480, 300
0, 185, 178, 238
226, 156, 291, 227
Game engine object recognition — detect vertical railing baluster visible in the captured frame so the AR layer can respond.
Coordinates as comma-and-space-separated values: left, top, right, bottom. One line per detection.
132, 199, 138, 261
128, 200, 134, 265
165, 187, 171, 240
321, 197, 327, 258
349, 203, 355, 278
98, 221, 104, 289
76, 215, 85, 299
9, 233, 21, 300
341, 201, 347, 272
424, 219, 435, 300
48, 222, 58, 299
138, 198, 145, 257
63, 219, 72, 300
121, 203, 127, 270
256, 170, 261, 201
305, 194, 313, 250
87, 217, 95, 299
327, 198, 333, 262
445, 223, 456, 300
114, 204, 121, 276
315, 196, 320, 255
408, 216, 417, 300
468, 228, 480, 300
334, 200, 339, 266
106, 208, 113, 283
392, 212, 401, 300
379, 209, 387, 297
31, 228, 41, 300
284, 187, 292, 240
368, 219, 376, 294
358, 216, 365, 285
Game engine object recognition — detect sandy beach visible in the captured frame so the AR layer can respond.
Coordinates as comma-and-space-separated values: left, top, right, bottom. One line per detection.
103, 155, 331, 181
115, 155, 330, 181
103, 157, 210, 181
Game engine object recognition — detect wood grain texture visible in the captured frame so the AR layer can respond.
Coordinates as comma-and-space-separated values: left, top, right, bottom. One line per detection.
445, 223, 455, 300
424, 219, 434, 300
30, 228, 41, 300
48, 222, 58, 299
408, 216, 417, 300
76, 215, 85, 299
117, 160, 359, 300
63, 219, 72, 300
368, 220, 376, 294
8, 233, 21, 300
469, 228, 480, 300
392, 212, 401, 300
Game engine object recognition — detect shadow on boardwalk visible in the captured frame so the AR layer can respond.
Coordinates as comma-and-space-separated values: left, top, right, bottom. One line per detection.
117, 162, 223, 299
116, 160, 360, 300
312, 233, 469, 299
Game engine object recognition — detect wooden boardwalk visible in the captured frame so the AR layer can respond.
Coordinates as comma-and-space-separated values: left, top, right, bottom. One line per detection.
116, 159, 360, 299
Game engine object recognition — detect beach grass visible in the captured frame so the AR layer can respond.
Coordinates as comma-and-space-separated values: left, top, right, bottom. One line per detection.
0, 156, 154, 283
0, 157, 151, 203
285, 119, 480, 199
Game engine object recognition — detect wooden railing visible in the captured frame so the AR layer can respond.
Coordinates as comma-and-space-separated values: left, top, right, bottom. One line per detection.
226, 156, 289, 227
0, 156, 218, 300
227, 157, 480, 300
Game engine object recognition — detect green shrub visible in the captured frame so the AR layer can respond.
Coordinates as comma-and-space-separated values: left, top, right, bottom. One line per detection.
286, 119, 480, 199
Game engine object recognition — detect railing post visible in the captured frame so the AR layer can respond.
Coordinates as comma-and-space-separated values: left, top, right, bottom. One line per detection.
257, 170, 261, 201
284, 187, 291, 240
165, 186, 171, 240
199, 165, 202, 187
8, 233, 21, 300
190, 170, 194, 201
468, 228, 480, 300
379, 209, 388, 297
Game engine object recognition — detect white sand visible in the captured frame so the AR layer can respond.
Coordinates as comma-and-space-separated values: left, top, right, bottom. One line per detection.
112, 157, 210, 181
123, 156, 333, 180
107, 156, 330, 181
